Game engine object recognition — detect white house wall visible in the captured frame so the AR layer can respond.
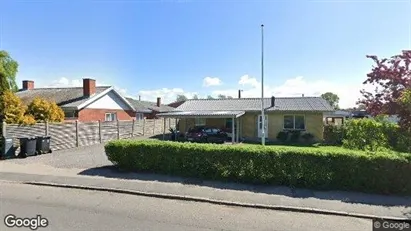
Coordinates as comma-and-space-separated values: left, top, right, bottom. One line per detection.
85, 91, 131, 110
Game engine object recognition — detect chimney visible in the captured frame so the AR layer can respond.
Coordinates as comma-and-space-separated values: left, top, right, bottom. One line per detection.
138, 95, 141, 101
156, 97, 161, 107
271, 96, 275, 107
83, 78, 96, 97
238, 89, 242, 99
302, 94, 304, 97
22, 80, 34, 90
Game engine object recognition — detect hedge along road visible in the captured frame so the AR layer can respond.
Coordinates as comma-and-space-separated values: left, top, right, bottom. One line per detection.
105, 139, 411, 196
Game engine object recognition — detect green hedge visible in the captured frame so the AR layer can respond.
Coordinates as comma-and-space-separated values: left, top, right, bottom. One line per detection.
105, 140, 411, 195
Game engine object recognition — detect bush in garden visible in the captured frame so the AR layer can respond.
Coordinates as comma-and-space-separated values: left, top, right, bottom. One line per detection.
105, 139, 411, 195
289, 130, 301, 143
276, 131, 289, 143
323, 124, 344, 145
301, 132, 315, 143
343, 119, 389, 151
27, 97, 65, 122
0, 90, 35, 125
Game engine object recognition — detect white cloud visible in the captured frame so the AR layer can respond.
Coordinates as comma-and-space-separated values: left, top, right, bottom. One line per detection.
43, 76, 375, 108
44, 77, 83, 88
210, 75, 375, 109
42, 77, 130, 98
136, 88, 199, 104
202, 77, 222, 87
239, 74, 259, 88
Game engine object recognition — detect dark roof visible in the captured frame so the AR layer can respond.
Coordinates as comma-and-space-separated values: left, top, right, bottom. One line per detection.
158, 110, 245, 118
167, 101, 186, 108
126, 98, 174, 113
174, 97, 334, 112
15, 87, 111, 108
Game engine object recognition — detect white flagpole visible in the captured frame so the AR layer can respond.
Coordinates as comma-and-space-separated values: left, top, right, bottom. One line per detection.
261, 24, 265, 146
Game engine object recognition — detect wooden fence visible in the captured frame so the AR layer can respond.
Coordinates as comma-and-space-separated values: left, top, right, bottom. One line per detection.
2, 118, 177, 152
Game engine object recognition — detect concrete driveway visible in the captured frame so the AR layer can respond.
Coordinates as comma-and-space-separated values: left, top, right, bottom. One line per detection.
4, 143, 111, 169
2, 135, 160, 169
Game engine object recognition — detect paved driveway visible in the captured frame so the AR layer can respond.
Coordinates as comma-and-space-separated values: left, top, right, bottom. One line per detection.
4, 136, 153, 169
5, 143, 111, 169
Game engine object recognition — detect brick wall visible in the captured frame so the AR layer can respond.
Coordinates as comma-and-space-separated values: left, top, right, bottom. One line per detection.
78, 109, 135, 122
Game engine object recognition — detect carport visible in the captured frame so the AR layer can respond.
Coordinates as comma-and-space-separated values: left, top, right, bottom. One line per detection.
157, 110, 245, 144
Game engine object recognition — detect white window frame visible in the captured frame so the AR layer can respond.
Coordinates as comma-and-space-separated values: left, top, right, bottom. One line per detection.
105, 112, 117, 122
195, 117, 206, 126
283, 115, 306, 130
136, 113, 144, 121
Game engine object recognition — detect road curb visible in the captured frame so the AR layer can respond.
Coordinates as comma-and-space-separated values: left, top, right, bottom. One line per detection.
23, 181, 407, 221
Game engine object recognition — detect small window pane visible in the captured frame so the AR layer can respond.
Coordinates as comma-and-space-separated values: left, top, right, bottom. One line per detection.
105, 114, 111, 121
295, 115, 305, 130
284, 115, 294, 129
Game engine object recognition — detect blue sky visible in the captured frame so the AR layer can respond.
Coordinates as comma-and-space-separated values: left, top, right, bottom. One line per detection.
2, 0, 410, 107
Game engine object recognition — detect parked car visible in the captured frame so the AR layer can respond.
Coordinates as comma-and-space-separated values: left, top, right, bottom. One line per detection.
185, 126, 228, 144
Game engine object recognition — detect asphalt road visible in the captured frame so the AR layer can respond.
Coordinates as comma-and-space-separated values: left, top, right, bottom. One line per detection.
0, 182, 371, 231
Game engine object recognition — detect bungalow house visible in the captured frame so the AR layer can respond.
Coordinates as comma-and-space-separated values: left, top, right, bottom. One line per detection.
158, 96, 334, 143
15, 78, 136, 122
126, 97, 174, 120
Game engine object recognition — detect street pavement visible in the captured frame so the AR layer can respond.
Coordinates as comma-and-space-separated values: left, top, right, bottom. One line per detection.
0, 182, 372, 231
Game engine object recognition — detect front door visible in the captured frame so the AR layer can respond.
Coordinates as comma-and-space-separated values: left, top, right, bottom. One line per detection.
257, 115, 268, 138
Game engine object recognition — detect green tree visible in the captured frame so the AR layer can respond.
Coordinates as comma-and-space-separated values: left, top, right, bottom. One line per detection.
207, 95, 214, 99
176, 94, 188, 102
321, 92, 340, 109
0, 90, 35, 125
27, 97, 65, 122
0, 51, 19, 93
192, 94, 199, 100
399, 88, 411, 111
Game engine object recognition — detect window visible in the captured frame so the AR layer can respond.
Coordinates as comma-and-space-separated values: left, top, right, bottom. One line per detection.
195, 117, 206, 126
63, 110, 78, 118
283, 115, 305, 130
105, 113, 117, 122
136, 113, 144, 121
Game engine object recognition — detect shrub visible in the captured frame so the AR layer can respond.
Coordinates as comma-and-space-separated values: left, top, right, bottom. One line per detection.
323, 125, 344, 145
0, 90, 35, 125
395, 131, 411, 153
105, 140, 411, 195
342, 118, 404, 152
276, 131, 289, 143
301, 132, 314, 143
27, 97, 64, 122
289, 130, 301, 143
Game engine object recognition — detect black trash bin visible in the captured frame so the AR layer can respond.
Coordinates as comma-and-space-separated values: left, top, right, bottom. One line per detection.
36, 136, 52, 154
19, 137, 37, 158
1, 137, 16, 160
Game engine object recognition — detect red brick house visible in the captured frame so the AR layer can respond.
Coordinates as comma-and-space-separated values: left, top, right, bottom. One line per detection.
15, 78, 136, 122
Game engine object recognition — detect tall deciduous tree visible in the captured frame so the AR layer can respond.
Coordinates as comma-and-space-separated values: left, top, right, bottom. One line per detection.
207, 95, 214, 99
192, 94, 199, 100
321, 92, 340, 109
359, 50, 411, 131
0, 51, 19, 93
